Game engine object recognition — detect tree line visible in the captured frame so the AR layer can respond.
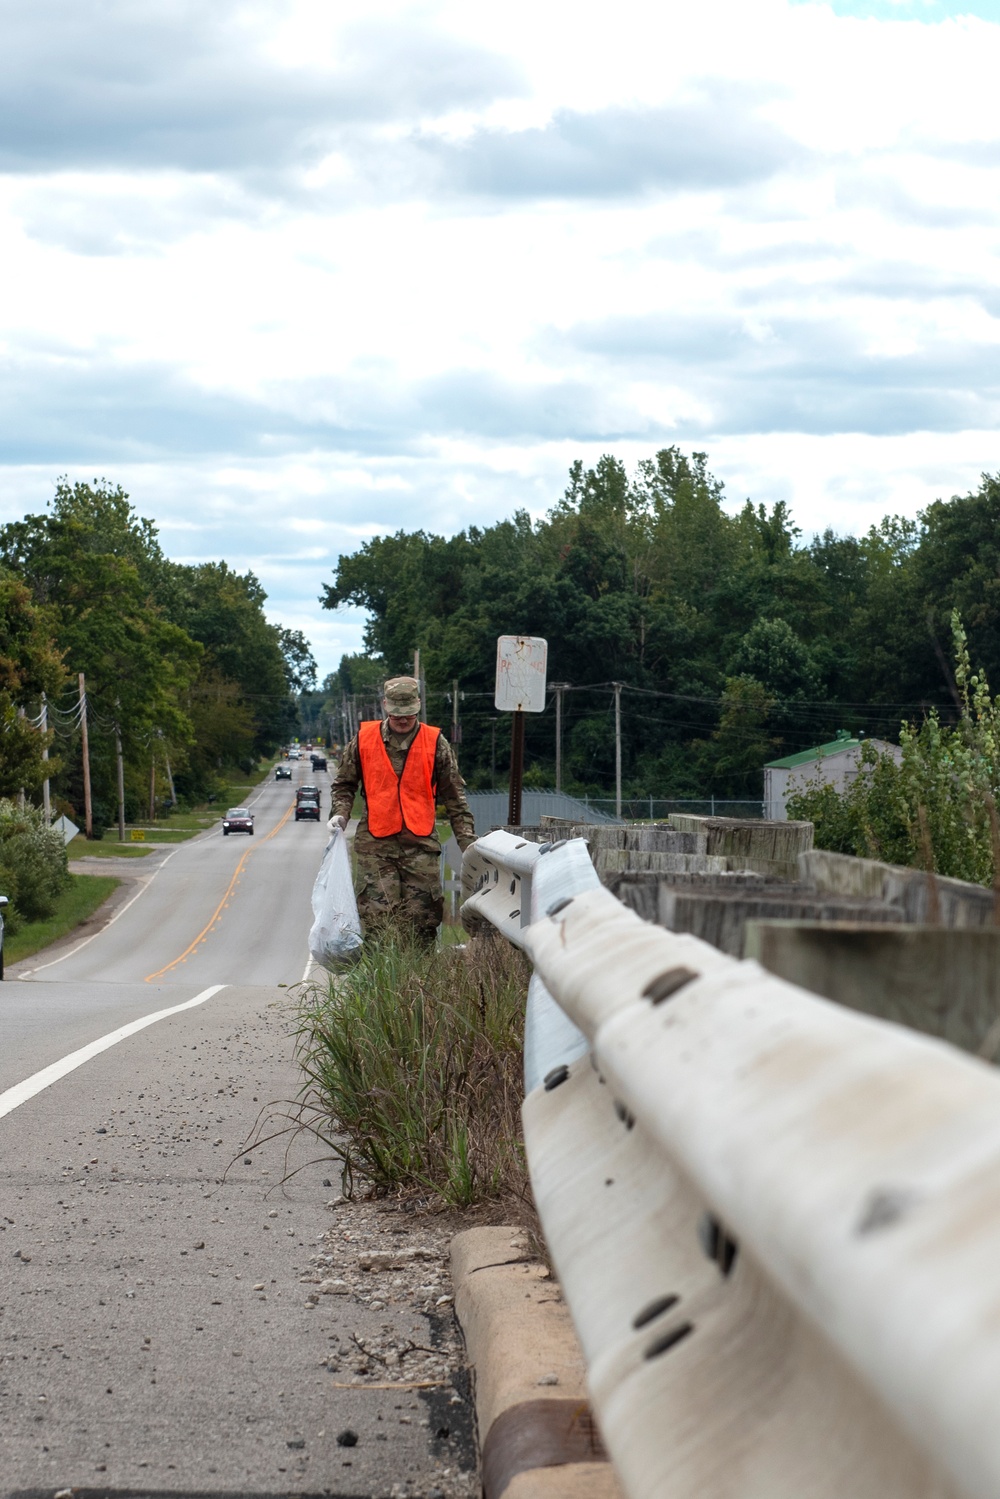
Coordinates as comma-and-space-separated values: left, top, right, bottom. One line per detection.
0, 480, 315, 834
320, 447, 1000, 798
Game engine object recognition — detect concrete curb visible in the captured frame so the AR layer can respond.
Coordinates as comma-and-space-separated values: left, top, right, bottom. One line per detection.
451, 1226, 622, 1499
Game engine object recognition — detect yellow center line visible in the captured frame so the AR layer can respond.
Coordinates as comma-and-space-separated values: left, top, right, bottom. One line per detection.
144, 801, 298, 982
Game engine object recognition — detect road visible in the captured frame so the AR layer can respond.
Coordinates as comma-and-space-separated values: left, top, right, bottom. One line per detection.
0, 766, 475, 1499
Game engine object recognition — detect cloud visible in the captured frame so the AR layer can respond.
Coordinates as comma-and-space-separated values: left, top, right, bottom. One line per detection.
836, 170, 999, 227
558, 310, 1000, 435
0, 2, 523, 177
0, 344, 660, 471
16, 177, 267, 256
419, 89, 806, 199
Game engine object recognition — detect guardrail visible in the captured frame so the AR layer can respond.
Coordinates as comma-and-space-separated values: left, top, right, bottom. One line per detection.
463, 829, 1000, 1499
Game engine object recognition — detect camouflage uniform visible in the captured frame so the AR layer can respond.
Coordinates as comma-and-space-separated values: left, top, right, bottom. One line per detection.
331, 720, 476, 945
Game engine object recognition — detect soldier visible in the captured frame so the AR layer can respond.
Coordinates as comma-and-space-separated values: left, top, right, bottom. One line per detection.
328, 676, 477, 946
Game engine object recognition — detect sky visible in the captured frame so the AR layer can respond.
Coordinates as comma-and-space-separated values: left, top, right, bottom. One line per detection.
1, 0, 999, 679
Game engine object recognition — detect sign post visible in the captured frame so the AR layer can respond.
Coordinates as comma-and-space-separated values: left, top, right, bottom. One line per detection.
495, 635, 548, 827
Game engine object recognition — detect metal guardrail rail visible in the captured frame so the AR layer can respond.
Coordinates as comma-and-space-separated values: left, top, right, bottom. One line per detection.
462, 829, 1000, 1499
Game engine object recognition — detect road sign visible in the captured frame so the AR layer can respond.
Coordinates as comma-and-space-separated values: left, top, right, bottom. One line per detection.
495, 635, 548, 713
52, 815, 79, 846
130, 829, 146, 842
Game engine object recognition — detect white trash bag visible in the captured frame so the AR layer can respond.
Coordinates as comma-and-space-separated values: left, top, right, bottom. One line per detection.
308, 831, 363, 971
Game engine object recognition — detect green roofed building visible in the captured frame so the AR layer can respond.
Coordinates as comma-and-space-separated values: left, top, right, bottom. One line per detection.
764, 730, 901, 821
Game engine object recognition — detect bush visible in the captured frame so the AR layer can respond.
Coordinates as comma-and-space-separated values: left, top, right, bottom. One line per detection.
787, 742, 912, 867
788, 611, 1000, 885
295, 930, 530, 1206
0, 798, 70, 931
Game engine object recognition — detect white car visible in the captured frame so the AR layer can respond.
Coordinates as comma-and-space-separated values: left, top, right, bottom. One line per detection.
288, 747, 302, 760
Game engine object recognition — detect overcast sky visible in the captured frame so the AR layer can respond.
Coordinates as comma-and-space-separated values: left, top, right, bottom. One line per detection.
1, 0, 998, 677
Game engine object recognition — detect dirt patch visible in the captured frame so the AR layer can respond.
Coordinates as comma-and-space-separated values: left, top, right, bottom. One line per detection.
297, 1193, 540, 1498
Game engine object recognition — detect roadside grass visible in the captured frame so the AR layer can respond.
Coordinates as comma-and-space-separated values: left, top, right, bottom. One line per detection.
294, 930, 529, 1207
67, 837, 155, 859
83, 758, 277, 846
5, 873, 121, 965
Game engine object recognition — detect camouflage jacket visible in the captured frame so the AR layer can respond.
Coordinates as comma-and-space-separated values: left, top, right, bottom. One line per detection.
331, 720, 477, 852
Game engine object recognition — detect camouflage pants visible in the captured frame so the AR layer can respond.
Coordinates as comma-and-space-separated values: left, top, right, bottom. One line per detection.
354, 832, 443, 947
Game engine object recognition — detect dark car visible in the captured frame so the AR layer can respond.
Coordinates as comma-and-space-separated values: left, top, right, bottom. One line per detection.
295, 787, 321, 822
275, 763, 292, 780
222, 807, 254, 836
310, 754, 327, 771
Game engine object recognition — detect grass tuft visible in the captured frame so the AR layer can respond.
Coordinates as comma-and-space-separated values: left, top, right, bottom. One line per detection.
294, 929, 530, 1207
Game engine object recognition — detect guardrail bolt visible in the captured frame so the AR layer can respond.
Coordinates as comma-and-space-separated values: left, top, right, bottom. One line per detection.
698, 1212, 739, 1276
632, 1293, 679, 1330
642, 966, 700, 1005
613, 1099, 636, 1130
644, 1322, 694, 1360
543, 1065, 570, 1091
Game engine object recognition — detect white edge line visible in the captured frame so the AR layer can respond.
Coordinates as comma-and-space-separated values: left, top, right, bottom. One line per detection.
19, 845, 185, 977
300, 951, 315, 984
0, 984, 227, 1121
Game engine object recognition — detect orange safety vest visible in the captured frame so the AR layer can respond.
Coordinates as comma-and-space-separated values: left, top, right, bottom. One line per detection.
358, 720, 440, 839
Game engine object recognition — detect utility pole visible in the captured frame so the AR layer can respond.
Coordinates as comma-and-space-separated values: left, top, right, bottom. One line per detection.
452, 678, 459, 744
551, 682, 570, 793
161, 734, 177, 807
491, 718, 497, 786
114, 702, 126, 843
612, 681, 623, 821
17, 707, 25, 809
149, 748, 156, 821
79, 673, 93, 838
40, 692, 51, 822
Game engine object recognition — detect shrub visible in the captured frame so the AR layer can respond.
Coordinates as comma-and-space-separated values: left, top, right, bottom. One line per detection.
0, 798, 70, 931
295, 930, 530, 1206
788, 611, 1000, 884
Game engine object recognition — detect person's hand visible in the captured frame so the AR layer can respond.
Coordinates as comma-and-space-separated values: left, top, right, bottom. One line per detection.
327, 814, 347, 834
458, 835, 477, 853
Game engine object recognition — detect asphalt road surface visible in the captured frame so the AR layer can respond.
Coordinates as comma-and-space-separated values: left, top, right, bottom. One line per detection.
0, 767, 473, 1499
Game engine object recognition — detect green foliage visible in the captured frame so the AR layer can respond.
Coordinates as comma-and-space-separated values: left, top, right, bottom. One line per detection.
3, 872, 119, 965
295, 931, 529, 1206
788, 612, 1000, 883
0, 570, 65, 796
322, 453, 1000, 800
0, 479, 306, 819
786, 744, 911, 866
0, 797, 70, 930
709, 676, 779, 797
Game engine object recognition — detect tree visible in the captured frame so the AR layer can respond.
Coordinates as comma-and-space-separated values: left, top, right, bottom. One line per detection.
163, 561, 296, 755
0, 571, 65, 796
278, 628, 318, 693
0, 483, 202, 822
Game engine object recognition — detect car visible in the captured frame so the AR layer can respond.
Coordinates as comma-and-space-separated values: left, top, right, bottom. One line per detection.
275, 764, 292, 780
295, 787, 321, 822
0, 893, 7, 980
222, 807, 254, 835
310, 754, 327, 771
288, 747, 302, 760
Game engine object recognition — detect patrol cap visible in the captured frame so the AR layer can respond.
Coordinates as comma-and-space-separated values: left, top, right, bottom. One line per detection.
383, 676, 421, 715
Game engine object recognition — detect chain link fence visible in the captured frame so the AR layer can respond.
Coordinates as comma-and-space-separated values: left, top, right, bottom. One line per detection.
580, 797, 766, 821
466, 790, 766, 830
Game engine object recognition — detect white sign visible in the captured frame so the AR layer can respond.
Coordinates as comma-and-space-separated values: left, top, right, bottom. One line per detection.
52, 815, 79, 846
495, 635, 548, 713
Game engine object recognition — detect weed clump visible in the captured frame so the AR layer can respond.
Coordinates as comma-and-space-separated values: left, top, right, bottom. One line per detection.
295, 929, 530, 1207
